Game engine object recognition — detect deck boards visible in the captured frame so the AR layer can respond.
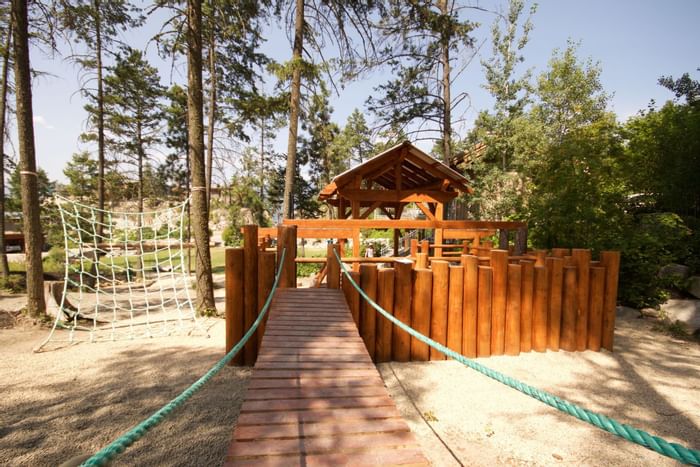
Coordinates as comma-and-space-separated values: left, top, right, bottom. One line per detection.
225, 288, 429, 466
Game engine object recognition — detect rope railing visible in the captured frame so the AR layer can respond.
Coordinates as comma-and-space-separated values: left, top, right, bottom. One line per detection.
76, 249, 287, 467
334, 250, 700, 466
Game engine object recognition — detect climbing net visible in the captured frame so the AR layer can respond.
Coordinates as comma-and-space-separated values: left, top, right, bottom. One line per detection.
36, 195, 203, 351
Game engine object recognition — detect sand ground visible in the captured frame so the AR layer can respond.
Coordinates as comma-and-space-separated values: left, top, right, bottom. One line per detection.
0, 299, 698, 466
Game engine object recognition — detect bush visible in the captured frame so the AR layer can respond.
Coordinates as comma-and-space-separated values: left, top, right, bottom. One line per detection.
0, 274, 26, 293
297, 262, 321, 278
617, 212, 691, 309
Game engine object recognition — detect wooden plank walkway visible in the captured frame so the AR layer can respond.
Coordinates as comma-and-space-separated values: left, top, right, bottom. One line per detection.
225, 288, 430, 466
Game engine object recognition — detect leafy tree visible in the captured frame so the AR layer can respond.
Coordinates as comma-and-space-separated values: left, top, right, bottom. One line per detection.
659, 68, 700, 106
368, 0, 476, 164
63, 151, 98, 201
11, 0, 45, 316
186, 0, 216, 313
277, 0, 382, 219
58, 0, 143, 226
101, 47, 165, 212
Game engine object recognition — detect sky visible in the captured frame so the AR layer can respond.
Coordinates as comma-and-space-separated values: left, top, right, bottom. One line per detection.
18, 0, 700, 184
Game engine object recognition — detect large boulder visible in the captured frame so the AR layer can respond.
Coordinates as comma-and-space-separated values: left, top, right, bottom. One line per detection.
658, 263, 690, 281
660, 299, 700, 334
688, 276, 700, 299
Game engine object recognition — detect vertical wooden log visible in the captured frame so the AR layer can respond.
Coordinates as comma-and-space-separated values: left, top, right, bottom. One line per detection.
243, 225, 259, 365
393, 229, 400, 256
393, 260, 413, 361
477, 266, 492, 358
359, 264, 378, 360
600, 251, 621, 351
515, 226, 528, 256
587, 266, 606, 351
534, 249, 547, 267
560, 266, 578, 351
420, 239, 429, 255
352, 227, 361, 271
410, 239, 418, 258
461, 255, 478, 358
429, 261, 449, 360
348, 270, 361, 327
519, 260, 535, 353
434, 203, 444, 257
376, 268, 395, 363
416, 252, 428, 269
572, 249, 591, 351
505, 264, 522, 356
225, 248, 245, 366
277, 225, 297, 288
563, 255, 575, 267
552, 248, 570, 258
498, 229, 509, 250
532, 266, 548, 352
257, 251, 275, 350
326, 243, 340, 289
411, 268, 432, 361
447, 265, 464, 357
490, 249, 508, 355
546, 257, 564, 351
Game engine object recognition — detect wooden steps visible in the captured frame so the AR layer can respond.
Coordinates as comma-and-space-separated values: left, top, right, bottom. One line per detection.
225, 288, 429, 466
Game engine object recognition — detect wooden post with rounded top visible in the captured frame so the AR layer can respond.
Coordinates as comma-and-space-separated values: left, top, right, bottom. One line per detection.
225, 247, 244, 366
277, 225, 297, 288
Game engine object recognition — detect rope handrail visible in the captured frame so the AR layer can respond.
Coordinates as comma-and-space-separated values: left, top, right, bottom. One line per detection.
334, 250, 700, 466
78, 249, 287, 467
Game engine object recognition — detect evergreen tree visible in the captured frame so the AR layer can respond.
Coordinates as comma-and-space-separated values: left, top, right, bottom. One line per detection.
0, 4, 12, 279
334, 109, 374, 166
368, 0, 476, 164
101, 47, 165, 212
63, 151, 98, 202
160, 84, 190, 198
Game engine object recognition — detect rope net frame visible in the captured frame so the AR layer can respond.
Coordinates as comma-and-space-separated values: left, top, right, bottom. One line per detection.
36, 196, 204, 351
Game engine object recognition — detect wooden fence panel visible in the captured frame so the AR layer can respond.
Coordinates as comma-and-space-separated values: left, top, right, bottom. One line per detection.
560, 266, 578, 351
547, 257, 564, 351
587, 266, 606, 351
360, 264, 378, 360
505, 264, 522, 356
226, 248, 245, 366
393, 261, 413, 361
572, 249, 591, 351
477, 266, 493, 358
490, 250, 508, 355
601, 251, 621, 351
520, 260, 535, 353
429, 261, 449, 360
243, 225, 259, 365
447, 265, 464, 357
376, 268, 395, 363
461, 255, 478, 358
411, 269, 432, 361
532, 266, 548, 352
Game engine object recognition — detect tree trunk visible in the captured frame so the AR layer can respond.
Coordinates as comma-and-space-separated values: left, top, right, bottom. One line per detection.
137, 121, 144, 214
259, 116, 265, 225
94, 0, 105, 234
439, 0, 452, 166
282, 0, 304, 220
0, 23, 12, 280
187, 0, 215, 312
205, 28, 216, 210
12, 0, 45, 317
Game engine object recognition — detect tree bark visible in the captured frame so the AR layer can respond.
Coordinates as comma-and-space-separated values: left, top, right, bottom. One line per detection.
282, 0, 304, 220
12, 0, 45, 316
137, 121, 144, 214
187, 0, 215, 312
205, 27, 216, 210
0, 23, 12, 280
439, 0, 452, 166
94, 0, 105, 234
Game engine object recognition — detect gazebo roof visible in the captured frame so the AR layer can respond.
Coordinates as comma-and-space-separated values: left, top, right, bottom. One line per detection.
319, 141, 471, 209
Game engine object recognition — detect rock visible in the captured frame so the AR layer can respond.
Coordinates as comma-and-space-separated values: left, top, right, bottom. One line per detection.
660, 299, 700, 333
658, 263, 690, 280
688, 276, 700, 299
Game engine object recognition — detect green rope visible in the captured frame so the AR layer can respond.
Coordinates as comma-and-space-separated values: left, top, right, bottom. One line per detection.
80, 249, 287, 467
335, 251, 700, 466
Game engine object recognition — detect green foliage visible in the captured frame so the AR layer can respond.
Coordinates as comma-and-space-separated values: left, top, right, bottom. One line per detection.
296, 262, 322, 278
617, 213, 691, 309
0, 274, 26, 293
159, 84, 189, 198
63, 152, 98, 202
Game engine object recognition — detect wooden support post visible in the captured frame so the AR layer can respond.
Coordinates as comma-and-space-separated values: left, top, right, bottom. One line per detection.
416, 252, 428, 269
326, 243, 341, 289
505, 264, 522, 356
498, 229, 509, 250
461, 255, 478, 358
429, 261, 449, 360
547, 257, 564, 351
447, 265, 464, 357
560, 266, 578, 351
225, 248, 244, 366
277, 225, 297, 288
572, 249, 591, 351
257, 251, 275, 350
519, 260, 535, 353
600, 251, 620, 351
411, 268, 432, 361
376, 268, 395, 363
552, 248, 570, 258
352, 227, 361, 271
410, 239, 419, 258
393, 229, 400, 256
435, 203, 444, 257
534, 249, 547, 267
243, 225, 259, 365
477, 266, 493, 358
532, 266, 548, 352
587, 266, 606, 351
393, 260, 413, 362
515, 226, 528, 256
348, 271, 361, 327
359, 264, 378, 360
420, 239, 429, 255
490, 249, 508, 355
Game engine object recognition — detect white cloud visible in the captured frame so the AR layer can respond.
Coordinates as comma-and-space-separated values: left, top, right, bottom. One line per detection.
33, 115, 54, 130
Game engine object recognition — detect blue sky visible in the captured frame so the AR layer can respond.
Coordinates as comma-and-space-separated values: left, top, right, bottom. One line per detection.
21, 0, 700, 183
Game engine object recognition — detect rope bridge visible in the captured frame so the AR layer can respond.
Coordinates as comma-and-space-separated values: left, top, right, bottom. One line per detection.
333, 250, 700, 466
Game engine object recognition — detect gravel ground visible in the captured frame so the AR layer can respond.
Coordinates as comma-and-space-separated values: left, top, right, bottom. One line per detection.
1, 299, 698, 466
